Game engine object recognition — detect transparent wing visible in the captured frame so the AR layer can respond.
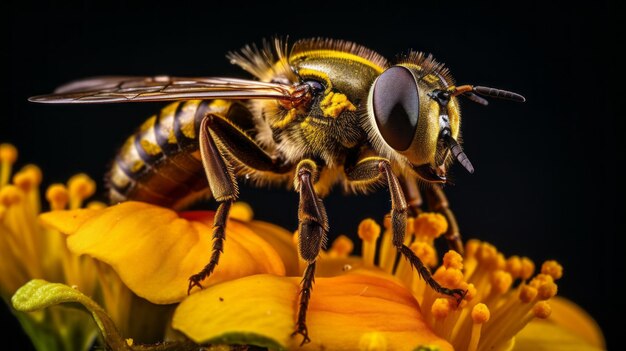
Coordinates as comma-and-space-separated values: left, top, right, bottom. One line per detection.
29, 76, 298, 104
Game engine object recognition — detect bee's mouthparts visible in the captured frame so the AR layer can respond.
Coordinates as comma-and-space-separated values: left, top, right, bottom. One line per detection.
413, 164, 447, 183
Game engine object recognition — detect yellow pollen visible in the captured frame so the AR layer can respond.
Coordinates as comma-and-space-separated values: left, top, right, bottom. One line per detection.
443, 250, 464, 270
67, 174, 96, 209
537, 281, 558, 300
0, 143, 18, 164
519, 285, 538, 303
319, 92, 357, 118
410, 242, 436, 267
476, 242, 499, 269
467, 303, 490, 351
45, 184, 69, 211
272, 108, 297, 129
532, 301, 552, 319
413, 213, 448, 240
520, 257, 535, 280
471, 303, 490, 324
1, 143, 18, 187
541, 260, 563, 280
12, 172, 34, 192
434, 267, 464, 287
529, 273, 554, 288
490, 270, 513, 295
229, 202, 254, 222
329, 235, 354, 258
505, 256, 522, 279
25, 165, 42, 182
358, 218, 381, 242
431, 297, 451, 319
0, 185, 23, 206
464, 283, 477, 301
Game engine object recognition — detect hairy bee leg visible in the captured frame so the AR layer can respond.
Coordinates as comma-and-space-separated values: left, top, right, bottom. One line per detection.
345, 157, 466, 304
400, 178, 423, 216
292, 160, 327, 345
188, 115, 239, 294
425, 184, 464, 255
293, 261, 316, 345
187, 113, 293, 294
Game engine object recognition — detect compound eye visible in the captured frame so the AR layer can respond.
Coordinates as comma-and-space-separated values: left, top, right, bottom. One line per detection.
372, 66, 420, 151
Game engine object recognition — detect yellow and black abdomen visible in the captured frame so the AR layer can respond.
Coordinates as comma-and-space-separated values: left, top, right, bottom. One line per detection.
107, 99, 245, 209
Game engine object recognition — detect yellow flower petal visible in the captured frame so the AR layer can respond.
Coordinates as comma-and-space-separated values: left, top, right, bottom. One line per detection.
172, 271, 453, 351
518, 297, 605, 350
40, 202, 286, 304
514, 321, 604, 351
244, 220, 300, 276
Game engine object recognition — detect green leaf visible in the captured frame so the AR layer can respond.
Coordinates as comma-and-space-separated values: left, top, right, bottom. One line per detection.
12, 279, 132, 351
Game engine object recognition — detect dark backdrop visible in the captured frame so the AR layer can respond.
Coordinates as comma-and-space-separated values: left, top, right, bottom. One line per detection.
1, 1, 619, 349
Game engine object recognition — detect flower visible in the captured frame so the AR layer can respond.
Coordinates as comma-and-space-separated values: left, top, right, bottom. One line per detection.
1, 143, 177, 350
34, 186, 605, 350
1, 143, 100, 351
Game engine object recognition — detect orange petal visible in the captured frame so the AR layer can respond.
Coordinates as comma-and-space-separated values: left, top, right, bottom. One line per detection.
172, 270, 453, 351
244, 220, 300, 276
545, 297, 605, 349
40, 201, 285, 304
514, 321, 604, 351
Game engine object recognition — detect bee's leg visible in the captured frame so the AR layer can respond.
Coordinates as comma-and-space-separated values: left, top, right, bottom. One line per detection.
400, 177, 423, 216
424, 184, 464, 255
292, 159, 327, 345
187, 114, 292, 293
187, 115, 238, 293
345, 157, 466, 303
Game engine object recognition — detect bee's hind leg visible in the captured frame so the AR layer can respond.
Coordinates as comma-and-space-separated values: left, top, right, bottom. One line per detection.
188, 113, 290, 294
187, 115, 238, 293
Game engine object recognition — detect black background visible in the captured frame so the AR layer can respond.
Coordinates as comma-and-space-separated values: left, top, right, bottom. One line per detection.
1, 1, 620, 350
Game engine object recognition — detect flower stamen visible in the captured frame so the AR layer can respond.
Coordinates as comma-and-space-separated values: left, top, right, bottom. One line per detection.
468, 303, 490, 351
67, 173, 96, 209
0, 143, 18, 187
357, 218, 380, 267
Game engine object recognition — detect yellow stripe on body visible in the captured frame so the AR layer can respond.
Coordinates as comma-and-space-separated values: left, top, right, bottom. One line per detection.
290, 50, 386, 74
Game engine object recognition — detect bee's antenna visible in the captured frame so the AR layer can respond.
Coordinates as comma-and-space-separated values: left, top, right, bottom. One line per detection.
448, 85, 526, 104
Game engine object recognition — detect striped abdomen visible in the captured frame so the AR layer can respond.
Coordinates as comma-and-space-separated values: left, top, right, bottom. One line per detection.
107, 99, 251, 209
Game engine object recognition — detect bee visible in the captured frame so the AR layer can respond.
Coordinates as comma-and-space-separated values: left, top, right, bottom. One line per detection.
30, 38, 525, 344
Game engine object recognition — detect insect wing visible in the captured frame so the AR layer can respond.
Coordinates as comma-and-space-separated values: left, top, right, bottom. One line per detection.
29, 76, 296, 103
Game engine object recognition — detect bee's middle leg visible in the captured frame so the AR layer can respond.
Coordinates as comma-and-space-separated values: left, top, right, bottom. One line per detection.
292, 159, 327, 345
345, 157, 466, 303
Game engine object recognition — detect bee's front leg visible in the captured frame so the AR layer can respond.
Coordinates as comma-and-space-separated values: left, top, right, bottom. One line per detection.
345, 157, 466, 304
292, 159, 327, 345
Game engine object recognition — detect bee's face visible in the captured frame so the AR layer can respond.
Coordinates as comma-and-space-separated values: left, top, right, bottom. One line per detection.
366, 64, 462, 183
